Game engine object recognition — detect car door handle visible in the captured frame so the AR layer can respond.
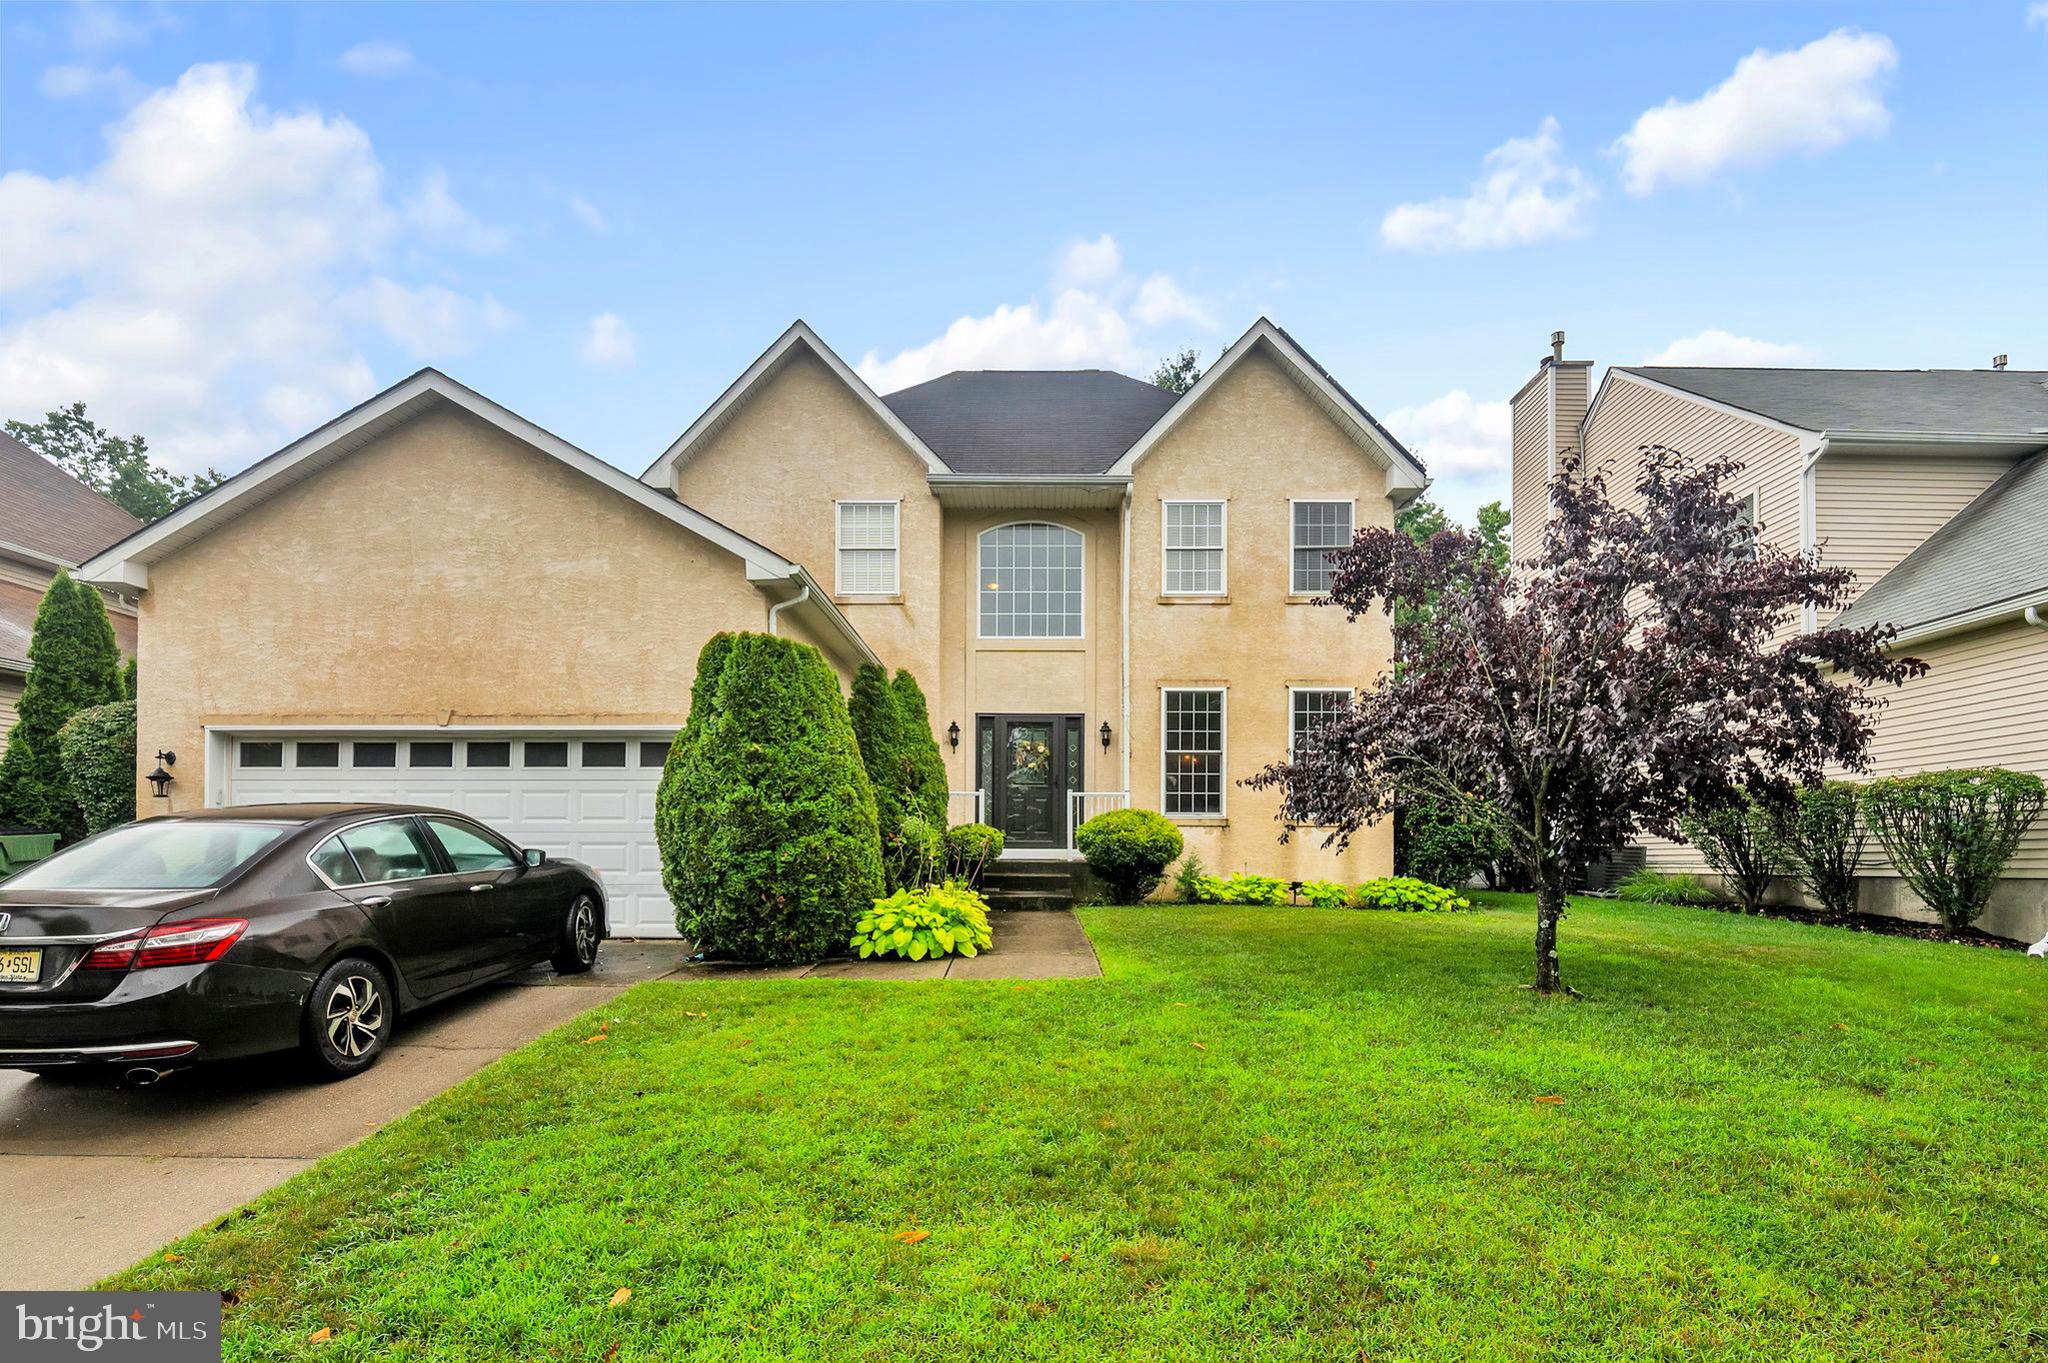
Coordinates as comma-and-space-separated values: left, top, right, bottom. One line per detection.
468, 883, 494, 893
361, 895, 392, 909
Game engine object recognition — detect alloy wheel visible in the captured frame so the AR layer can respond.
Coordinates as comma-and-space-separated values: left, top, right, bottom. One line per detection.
325, 973, 386, 1058
571, 899, 599, 963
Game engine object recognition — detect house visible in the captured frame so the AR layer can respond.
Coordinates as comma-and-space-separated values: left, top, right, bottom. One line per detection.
1510, 338, 2048, 939
77, 319, 1427, 934
0, 431, 141, 753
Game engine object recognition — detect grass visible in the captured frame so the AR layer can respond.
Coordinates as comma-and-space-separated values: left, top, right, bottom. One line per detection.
110, 896, 2048, 1361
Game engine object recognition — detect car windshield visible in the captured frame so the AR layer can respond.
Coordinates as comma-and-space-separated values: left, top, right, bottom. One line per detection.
5, 821, 290, 890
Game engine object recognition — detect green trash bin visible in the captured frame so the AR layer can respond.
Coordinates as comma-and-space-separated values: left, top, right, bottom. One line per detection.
0, 830, 60, 879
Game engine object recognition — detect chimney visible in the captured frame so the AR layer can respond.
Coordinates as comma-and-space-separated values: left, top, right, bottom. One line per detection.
1992, 354, 2008, 371
1550, 330, 1566, 362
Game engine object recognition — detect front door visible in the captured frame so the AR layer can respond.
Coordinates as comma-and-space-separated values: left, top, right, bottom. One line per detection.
982, 715, 1083, 849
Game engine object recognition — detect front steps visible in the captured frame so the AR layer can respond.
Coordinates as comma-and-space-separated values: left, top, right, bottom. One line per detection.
981, 859, 1080, 911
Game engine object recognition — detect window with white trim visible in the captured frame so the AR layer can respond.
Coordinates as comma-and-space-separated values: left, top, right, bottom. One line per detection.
1162, 688, 1226, 816
836, 500, 900, 595
1163, 500, 1226, 594
1291, 500, 1353, 594
1289, 687, 1352, 759
1731, 491, 1759, 561
978, 522, 1083, 638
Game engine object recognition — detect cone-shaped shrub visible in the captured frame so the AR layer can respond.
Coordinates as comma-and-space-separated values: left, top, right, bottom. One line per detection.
676, 633, 882, 963
848, 662, 911, 834
656, 632, 737, 935
891, 668, 950, 826
0, 572, 124, 840
59, 699, 136, 834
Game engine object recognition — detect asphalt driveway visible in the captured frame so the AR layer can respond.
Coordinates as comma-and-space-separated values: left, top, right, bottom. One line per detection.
0, 941, 687, 1290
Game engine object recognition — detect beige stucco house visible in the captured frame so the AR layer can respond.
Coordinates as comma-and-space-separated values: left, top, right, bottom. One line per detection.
1510, 339, 2048, 939
78, 319, 1427, 933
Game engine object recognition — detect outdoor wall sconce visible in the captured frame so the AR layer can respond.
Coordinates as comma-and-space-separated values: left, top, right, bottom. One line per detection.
145, 750, 177, 799
1099, 721, 1112, 751
947, 722, 961, 751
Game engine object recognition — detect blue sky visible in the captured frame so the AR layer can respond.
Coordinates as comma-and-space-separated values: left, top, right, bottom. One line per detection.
3, 2, 2045, 521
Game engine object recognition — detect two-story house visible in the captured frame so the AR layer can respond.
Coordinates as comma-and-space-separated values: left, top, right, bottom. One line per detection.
77, 319, 1427, 934
1510, 338, 2048, 939
0, 431, 141, 754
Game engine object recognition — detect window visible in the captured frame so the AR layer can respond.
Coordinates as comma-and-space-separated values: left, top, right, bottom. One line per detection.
1163, 501, 1226, 595
335, 819, 437, 883
238, 740, 282, 768
1289, 688, 1352, 758
582, 741, 626, 768
466, 741, 511, 768
1731, 491, 1759, 561
523, 741, 568, 768
294, 741, 339, 768
836, 500, 900, 595
979, 523, 1084, 638
308, 836, 362, 887
352, 741, 397, 768
8, 821, 286, 890
424, 817, 517, 874
639, 741, 670, 768
1291, 500, 1354, 594
1162, 688, 1226, 817
409, 741, 453, 768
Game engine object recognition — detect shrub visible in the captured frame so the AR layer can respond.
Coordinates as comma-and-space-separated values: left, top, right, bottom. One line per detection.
1074, 808, 1183, 903
944, 823, 1003, 888
121, 657, 137, 701
1184, 872, 1290, 905
1298, 878, 1351, 909
1353, 877, 1472, 912
852, 882, 994, 961
884, 814, 944, 891
1397, 793, 1510, 889
656, 632, 737, 934
1863, 768, 2047, 932
0, 572, 124, 841
1679, 794, 1786, 913
1172, 853, 1207, 903
849, 662, 913, 838
1776, 781, 1867, 920
1614, 869, 1720, 907
674, 633, 884, 964
891, 669, 950, 827
57, 700, 135, 835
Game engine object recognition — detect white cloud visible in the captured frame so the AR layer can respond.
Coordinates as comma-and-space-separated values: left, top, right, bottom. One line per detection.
402, 167, 505, 252
2029, 2, 2048, 32
68, 2, 175, 50
338, 40, 415, 78
1133, 274, 1217, 330
568, 193, 608, 233
1380, 117, 1594, 252
0, 61, 511, 472
39, 63, 144, 103
580, 312, 637, 368
1055, 234, 1122, 289
1384, 390, 1513, 478
1644, 330, 1805, 366
1614, 30, 1897, 195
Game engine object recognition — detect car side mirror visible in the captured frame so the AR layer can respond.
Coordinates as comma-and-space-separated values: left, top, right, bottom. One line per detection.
523, 848, 545, 867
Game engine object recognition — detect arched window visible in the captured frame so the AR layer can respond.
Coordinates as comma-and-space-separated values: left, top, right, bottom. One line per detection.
978, 522, 1084, 638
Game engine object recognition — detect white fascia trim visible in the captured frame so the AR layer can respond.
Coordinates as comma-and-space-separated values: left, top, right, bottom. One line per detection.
1799, 435, 1826, 634
1877, 593, 2048, 650
641, 320, 950, 486
0, 538, 79, 573
1107, 319, 1429, 498
209, 722, 684, 734
766, 565, 884, 669
926, 474, 1130, 489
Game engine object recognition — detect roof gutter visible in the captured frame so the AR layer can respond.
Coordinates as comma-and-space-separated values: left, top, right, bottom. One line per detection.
1877, 594, 2048, 649
763, 567, 881, 669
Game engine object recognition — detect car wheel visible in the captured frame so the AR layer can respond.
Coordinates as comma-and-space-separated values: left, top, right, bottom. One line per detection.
552, 894, 601, 975
304, 957, 393, 1079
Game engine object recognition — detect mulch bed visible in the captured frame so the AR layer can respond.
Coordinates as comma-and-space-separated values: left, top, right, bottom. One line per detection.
1702, 901, 2028, 951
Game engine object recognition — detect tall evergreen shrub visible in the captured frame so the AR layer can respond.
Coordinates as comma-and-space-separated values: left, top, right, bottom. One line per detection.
0, 573, 124, 840
657, 633, 736, 935
848, 662, 911, 833
891, 669, 950, 826
58, 699, 136, 834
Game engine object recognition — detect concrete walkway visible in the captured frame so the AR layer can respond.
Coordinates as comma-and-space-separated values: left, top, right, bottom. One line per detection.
681, 908, 1102, 981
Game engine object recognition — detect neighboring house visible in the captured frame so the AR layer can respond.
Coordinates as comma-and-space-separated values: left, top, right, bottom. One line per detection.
1510, 339, 2048, 938
78, 319, 1427, 934
0, 431, 141, 756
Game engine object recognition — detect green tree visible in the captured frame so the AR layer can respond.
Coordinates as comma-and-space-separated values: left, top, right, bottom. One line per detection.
122, 656, 138, 701
848, 662, 912, 834
1150, 349, 1204, 394
674, 633, 882, 964
656, 633, 737, 934
890, 669, 949, 826
5, 402, 225, 522
58, 699, 136, 834
0, 572, 126, 839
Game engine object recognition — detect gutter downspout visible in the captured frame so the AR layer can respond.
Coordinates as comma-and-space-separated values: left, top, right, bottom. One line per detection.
766, 581, 810, 637
2027, 604, 2048, 632
1120, 490, 1132, 797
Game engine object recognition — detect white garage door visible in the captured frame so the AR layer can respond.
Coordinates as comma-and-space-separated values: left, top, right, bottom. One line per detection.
222, 730, 679, 936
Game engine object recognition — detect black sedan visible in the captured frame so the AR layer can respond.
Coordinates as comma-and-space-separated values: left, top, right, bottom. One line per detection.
0, 805, 606, 1080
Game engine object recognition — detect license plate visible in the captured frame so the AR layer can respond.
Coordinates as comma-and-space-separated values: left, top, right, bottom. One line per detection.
0, 948, 43, 983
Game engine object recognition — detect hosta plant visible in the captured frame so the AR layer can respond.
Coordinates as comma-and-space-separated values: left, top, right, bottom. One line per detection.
851, 882, 994, 961
1189, 872, 1288, 905
1353, 877, 1472, 913
1298, 879, 1352, 909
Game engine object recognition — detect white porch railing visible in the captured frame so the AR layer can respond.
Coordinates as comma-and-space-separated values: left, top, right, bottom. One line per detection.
1066, 790, 1130, 848
948, 790, 986, 826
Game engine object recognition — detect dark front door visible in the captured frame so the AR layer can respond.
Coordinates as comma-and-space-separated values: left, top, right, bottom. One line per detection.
982, 715, 1083, 849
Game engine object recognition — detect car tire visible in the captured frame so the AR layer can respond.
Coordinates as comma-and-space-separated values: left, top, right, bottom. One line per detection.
551, 893, 602, 975
303, 956, 394, 1079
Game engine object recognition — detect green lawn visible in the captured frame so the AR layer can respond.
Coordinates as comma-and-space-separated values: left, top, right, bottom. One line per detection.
113, 898, 2048, 1361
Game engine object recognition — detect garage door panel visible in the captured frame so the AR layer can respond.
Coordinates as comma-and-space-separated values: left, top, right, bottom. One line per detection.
577, 790, 631, 821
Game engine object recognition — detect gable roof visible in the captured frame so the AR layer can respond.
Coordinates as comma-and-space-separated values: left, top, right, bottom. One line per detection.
0, 430, 141, 567
1106, 318, 1429, 499
641, 321, 948, 486
1612, 366, 2048, 438
880, 370, 1180, 476
1833, 449, 2048, 640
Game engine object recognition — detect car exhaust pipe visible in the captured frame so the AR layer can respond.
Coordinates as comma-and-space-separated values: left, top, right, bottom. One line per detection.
123, 1066, 169, 1087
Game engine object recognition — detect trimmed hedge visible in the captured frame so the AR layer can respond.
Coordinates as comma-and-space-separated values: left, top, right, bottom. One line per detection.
1863, 768, 2046, 931
656, 632, 736, 934
1680, 794, 1785, 914
890, 669, 949, 827
669, 633, 883, 963
57, 700, 135, 835
1777, 782, 1867, 920
944, 823, 1003, 888
1074, 808, 1183, 903
0, 572, 124, 841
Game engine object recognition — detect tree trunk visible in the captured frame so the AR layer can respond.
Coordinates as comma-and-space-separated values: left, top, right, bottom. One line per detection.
1533, 875, 1567, 995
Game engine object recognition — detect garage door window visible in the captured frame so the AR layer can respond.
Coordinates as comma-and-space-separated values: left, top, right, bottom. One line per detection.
410, 741, 454, 768
466, 741, 511, 768
239, 741, 283, 768
336, 819, 436, 882
425, 818, 516, 873
524, 741, 568, 768
639, 741, 668, 767
582, 741, 626, 768
295, 741, 339, 768
353, 742, 397, 768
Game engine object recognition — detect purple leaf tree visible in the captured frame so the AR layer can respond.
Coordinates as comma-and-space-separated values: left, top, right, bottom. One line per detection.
1249, 448, 1922, 995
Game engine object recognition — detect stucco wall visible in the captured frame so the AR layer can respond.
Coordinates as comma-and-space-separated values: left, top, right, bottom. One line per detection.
1127, 345, 1396, 883
136, 403, 804, 813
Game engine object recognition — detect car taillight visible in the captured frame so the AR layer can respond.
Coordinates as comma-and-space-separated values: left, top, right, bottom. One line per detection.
81, 918, 249, 971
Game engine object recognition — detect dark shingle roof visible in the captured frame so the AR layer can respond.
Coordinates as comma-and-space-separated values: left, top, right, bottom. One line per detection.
879, 370, 1182, 476
0, 431, 142, 564
1834, 450, 2048, 635
1619, 367, 2048, 436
